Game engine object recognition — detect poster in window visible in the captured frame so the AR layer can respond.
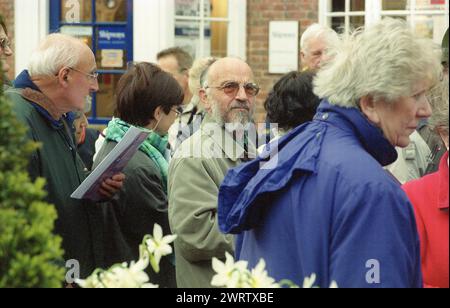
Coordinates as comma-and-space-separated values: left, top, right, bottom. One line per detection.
101, 49, 124, 68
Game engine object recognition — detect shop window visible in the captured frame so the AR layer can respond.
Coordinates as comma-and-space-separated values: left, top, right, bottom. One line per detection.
325, 0, 365, 33
50, 0, 133, 125
175, 0, 229, 58
321, 0, 448, 43
380, 0, 449, 42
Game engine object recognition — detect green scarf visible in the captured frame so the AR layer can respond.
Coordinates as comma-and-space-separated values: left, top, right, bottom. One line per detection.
105, 118, 169, 192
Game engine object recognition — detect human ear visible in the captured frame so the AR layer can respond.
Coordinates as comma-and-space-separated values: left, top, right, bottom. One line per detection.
199, 88, 211, 111
359, 95, 381, 125
300, 51, 305, 61
153, 106, 163, 121
57, 67, 70, 87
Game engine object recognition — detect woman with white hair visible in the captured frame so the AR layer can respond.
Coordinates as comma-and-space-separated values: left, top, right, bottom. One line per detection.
217, 18, 442, 288
403, 76, 449, 288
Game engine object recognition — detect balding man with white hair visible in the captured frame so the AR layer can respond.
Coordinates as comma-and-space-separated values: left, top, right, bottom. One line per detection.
300, 23, 339, 72
168, 57, 258, 288
6, 34, 124, 280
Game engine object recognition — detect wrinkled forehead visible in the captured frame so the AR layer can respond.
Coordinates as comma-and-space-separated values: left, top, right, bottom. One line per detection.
209, 62, 254, 85
77, 46, 97, 70
305, 36, 328, 53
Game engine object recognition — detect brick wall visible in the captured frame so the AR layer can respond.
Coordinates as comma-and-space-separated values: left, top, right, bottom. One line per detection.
1, 0, 318, 120
247, 0, 318, 123
0, 0, 14, 81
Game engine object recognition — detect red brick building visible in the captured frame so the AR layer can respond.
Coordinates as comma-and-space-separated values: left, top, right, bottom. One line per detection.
1, 0, 448, 124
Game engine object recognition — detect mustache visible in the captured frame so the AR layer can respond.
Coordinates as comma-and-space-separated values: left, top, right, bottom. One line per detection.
229, 102, 250, 111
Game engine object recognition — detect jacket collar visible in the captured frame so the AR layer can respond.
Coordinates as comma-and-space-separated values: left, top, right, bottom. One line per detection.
438, 151, 449, 210
13, 70, 75, 130
13, 70, 41, 92
314, 100, 398, 167
201, 114, 257, 162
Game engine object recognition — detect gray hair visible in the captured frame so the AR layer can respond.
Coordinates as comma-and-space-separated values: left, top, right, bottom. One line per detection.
28, 33, 86, 77
428, 74, 449, 135
314, 18, 442, 108
189, 57, 217, 97
300, 23, 339, 54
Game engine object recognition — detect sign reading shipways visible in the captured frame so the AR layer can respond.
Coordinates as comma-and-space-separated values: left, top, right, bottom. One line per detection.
98, 26, 127, 50
269, 21, 299, 74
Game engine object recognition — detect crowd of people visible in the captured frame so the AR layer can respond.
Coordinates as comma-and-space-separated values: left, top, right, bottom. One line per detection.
1, 15, 448, 288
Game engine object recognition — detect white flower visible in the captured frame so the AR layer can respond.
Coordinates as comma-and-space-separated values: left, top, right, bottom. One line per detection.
211, 252, 249, 288
141, 283, 159, 288
114, 259, 150, 288
78, 259, 153, 288
302, 273, 317, 288
91, 259, 150, 288
144, 224, 177, 272
78, 223, 178, 288
329, 281, 339, 288
76, 272, 105, 288
247, 259, 280, 288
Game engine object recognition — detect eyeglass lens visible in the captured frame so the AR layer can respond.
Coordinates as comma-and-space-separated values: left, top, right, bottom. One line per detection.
222, 82, 259, 96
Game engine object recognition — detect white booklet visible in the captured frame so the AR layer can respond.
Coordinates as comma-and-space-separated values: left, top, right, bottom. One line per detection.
71, 126, 150, 201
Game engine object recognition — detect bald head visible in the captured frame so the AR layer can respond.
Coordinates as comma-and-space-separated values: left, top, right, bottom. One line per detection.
206, 57, 254, 87
200, 57, 257, 126
29, 33, 91, 77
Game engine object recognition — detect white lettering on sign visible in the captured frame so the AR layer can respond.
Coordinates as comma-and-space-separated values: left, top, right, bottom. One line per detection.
99, 30, 126, 41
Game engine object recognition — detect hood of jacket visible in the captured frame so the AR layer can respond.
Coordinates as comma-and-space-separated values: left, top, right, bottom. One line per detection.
218, 100, 398, 234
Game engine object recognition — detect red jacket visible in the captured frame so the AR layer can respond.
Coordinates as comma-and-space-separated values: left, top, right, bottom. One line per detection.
403, 152, 449, 288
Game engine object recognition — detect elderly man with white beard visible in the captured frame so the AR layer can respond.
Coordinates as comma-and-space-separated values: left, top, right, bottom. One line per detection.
168, 57, 259, 288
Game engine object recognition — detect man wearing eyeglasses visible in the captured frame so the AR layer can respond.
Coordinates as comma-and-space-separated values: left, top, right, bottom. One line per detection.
168, 57, 258, 288
0, 17, 13, 87
157, 47, 200, 151
5, 33, 125, 281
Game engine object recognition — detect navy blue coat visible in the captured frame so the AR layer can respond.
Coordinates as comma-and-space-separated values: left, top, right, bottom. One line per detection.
218, 101, 422, 288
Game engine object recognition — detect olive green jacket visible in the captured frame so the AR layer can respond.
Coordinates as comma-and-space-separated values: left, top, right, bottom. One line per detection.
168, 115, 256, 288
94, 141, 176, 288
6, 87, 106, 278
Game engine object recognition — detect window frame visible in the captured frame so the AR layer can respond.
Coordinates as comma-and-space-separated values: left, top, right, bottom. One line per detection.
319, 0, 449, 42
50, 0, 134, 125
173, 0, 246, 59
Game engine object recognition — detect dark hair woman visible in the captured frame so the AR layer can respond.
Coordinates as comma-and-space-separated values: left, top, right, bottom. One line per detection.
261, 70, 320, 148
265, 70, 320, 133
94, 62, 184, 287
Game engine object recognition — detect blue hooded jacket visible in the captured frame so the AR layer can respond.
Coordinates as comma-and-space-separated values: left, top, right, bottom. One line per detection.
218, 101, 422, 288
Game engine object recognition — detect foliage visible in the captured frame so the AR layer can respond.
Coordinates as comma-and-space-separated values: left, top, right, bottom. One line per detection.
0, 68, 65, 288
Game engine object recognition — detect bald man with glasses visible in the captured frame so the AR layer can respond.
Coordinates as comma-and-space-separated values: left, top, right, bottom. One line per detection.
168, 57, 258, 288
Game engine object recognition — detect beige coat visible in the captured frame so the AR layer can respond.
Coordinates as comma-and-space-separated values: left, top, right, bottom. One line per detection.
168, 115, 256, 288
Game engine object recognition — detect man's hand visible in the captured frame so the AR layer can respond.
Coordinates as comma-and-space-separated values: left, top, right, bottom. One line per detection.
99, 173, 126, 199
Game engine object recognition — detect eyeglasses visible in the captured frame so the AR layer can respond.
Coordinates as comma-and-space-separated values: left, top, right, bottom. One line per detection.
0, 37, 11, 50
68, 67, 99, 81
206, 81, 260, 97
171, 107, 183, 116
